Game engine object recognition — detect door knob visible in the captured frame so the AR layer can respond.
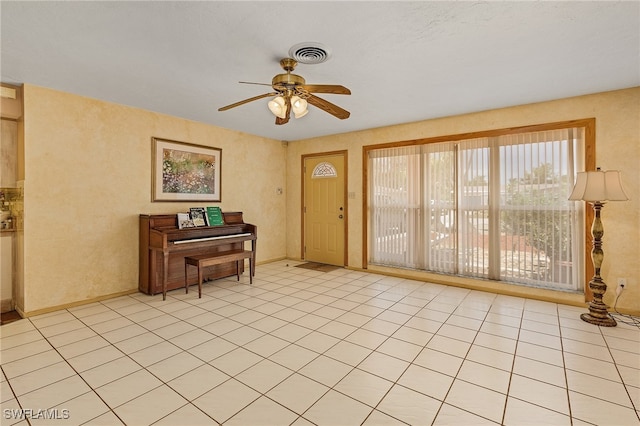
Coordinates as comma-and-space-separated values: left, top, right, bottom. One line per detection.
339, 215, 344, 219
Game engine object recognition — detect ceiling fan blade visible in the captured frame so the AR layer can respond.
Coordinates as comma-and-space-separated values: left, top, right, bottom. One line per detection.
218, 92, 278, 111
307, 94, 351, 119
275, 97, 291, 125
239, 81, 272, 87
301, 84, 351, 95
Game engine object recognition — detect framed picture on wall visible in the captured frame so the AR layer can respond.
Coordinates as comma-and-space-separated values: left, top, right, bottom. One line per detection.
152, 138, 222, 202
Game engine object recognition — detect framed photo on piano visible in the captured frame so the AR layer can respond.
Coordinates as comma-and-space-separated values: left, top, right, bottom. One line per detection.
152, 138, 222, 202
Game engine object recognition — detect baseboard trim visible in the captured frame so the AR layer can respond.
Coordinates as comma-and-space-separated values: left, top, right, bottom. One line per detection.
18, 289, 139, 318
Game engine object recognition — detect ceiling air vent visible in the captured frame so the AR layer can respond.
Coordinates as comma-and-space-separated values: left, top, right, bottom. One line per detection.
288, 43, 331, 65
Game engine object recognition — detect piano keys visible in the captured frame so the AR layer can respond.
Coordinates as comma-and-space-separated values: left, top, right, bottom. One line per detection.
173, 232, 252, 245
139, 212, 257, 296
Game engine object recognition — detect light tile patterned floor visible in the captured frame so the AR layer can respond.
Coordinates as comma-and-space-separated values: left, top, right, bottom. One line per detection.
1, 260, 639, 425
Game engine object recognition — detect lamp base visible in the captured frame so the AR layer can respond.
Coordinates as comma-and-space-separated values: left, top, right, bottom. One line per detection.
580, 312, 616, 327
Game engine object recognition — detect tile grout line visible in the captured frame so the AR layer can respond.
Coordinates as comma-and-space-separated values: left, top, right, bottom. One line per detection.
557, 303, 576, 426
499, 298, 525, 426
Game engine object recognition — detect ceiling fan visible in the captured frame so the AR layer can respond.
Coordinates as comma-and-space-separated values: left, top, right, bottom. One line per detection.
218, 58, 351, 125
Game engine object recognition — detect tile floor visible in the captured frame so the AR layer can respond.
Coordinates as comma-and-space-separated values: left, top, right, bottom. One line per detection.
1, 260, 639, 425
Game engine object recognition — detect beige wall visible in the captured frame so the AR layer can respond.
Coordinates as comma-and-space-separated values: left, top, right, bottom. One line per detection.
286, 87, 640, 315
1, 120, 18, 186
20, 84, 287, 315
18, 84, 640, 316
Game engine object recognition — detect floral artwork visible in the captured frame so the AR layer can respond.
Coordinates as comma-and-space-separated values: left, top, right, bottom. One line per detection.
152, 138, 221, 202
162, 149, 216, 194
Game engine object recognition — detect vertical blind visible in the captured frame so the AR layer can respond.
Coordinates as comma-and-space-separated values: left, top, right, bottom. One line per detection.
368, 128, 585, 292
424, 142, 456, 274
369, 146, 421, 267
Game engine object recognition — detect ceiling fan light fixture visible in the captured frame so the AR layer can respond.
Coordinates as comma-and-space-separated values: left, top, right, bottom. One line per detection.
294, 109, 308, 119
291, 95, 308, 118
219, 55, 350, 124
268, 96, 286, 118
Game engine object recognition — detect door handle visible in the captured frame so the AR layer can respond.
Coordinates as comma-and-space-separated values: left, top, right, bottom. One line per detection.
339, 215, 343, 219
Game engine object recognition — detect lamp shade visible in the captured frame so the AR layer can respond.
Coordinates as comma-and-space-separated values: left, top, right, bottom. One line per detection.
569, 170, 629, 202
268, 96, 287, 119
291, 96, 308, 118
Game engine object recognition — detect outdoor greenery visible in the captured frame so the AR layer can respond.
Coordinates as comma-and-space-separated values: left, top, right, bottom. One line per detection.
501, 163, 573, 262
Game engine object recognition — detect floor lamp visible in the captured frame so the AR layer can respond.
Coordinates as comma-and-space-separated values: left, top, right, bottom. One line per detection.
569, 168, 629, 327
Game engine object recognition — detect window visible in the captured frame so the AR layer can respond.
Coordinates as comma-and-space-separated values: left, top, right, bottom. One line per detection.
312, 162, 338, 178
366, 121, 591, 292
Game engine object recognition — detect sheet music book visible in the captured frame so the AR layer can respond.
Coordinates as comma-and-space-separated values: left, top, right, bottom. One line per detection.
189, 207, 207, 226
177, 213, 195, 229
206, 206, 224, 226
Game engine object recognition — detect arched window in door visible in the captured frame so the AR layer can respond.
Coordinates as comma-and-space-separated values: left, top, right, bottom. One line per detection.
312, 162, 337, 178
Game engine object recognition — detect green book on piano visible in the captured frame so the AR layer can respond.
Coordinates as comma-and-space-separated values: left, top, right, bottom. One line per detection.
206, 206, 224, 226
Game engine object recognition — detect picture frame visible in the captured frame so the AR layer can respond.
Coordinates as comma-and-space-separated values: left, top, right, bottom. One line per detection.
152, 138, 222, 202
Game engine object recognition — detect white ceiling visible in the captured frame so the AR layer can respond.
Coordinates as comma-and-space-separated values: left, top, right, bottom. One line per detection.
2, 1, 638, 141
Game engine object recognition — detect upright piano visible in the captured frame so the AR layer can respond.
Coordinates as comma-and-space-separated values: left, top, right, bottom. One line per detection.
139, 212, 257, 296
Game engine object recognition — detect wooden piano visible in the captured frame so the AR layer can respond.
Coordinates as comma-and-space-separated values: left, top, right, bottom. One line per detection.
139, 212, 256, 297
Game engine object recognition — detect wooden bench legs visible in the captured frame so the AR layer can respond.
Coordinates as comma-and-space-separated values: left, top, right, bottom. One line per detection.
182, 250, 254, 299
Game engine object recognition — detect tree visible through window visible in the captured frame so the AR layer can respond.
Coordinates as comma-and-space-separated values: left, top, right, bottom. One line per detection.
366, 124, 588, 292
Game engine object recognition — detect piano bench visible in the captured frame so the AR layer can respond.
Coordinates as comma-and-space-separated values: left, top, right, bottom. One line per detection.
183, 250, 254, 299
